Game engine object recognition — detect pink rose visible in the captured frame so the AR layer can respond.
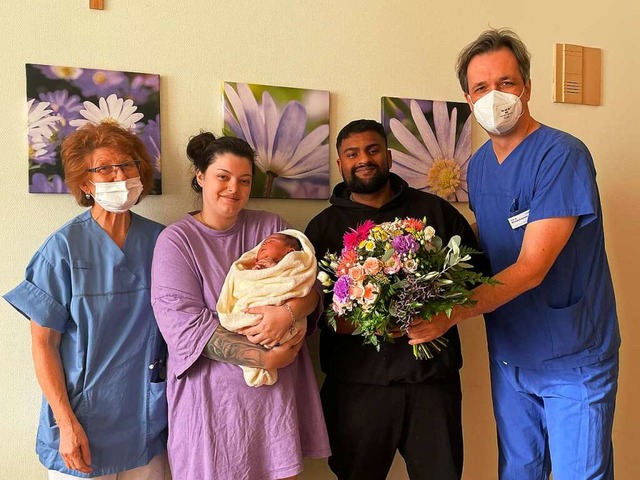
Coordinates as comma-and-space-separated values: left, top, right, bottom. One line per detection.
348, 265, 365, 282
363, 257, 382, 275
349, 282, 365, 301
383, 254, 401, 274
333, 298, 352, 316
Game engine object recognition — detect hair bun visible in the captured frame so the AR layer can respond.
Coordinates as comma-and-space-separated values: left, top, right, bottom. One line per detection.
186, 131, 217, 164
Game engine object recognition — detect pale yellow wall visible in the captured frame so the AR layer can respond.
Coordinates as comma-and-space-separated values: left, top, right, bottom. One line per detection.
1, 1, 638, 478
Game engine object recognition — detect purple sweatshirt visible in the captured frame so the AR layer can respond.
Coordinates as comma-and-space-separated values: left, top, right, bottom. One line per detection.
151, 210, 330, 480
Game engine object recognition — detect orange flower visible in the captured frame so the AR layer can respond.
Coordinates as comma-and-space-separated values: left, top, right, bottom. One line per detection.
337, 264, 349, 276
341, 249, 358, 266
363, 283, 379, 304
363, 257, 382, 275
349, 265, 365, 282
404, 218, 425, 231
337, 249, 358, 276
349, 282, 365, 301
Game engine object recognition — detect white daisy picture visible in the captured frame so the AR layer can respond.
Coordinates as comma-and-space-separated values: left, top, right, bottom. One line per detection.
382, 97, 472, 202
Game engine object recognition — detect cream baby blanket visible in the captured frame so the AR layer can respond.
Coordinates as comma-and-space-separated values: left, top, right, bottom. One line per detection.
216, 229, 317, 387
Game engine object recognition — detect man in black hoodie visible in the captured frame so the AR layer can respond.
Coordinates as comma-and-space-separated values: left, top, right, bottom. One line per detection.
305, 119, 483, 480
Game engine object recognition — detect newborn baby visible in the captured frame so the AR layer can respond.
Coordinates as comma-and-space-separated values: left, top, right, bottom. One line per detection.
216, 229, 317, 386
252, 233, 302, 270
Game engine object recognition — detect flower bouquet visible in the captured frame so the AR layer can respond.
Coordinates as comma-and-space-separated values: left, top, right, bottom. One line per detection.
318, 217, 494, 359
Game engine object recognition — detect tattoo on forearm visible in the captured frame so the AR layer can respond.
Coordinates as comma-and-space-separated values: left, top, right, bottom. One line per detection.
203, 327, 266, 367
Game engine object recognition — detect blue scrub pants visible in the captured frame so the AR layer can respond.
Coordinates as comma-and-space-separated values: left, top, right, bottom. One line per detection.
490, 355, 618, 480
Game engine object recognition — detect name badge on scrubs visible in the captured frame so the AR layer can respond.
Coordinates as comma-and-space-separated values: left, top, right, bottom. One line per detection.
508, 209, 530, 229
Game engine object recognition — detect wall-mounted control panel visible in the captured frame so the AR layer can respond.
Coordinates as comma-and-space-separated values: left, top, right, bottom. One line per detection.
553, 43, 602, 106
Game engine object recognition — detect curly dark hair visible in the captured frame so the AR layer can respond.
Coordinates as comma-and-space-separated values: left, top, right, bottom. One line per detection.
186, 132, 256, 193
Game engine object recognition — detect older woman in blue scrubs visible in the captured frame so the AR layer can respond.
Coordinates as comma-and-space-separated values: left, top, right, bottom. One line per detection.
4, 123, 168, 479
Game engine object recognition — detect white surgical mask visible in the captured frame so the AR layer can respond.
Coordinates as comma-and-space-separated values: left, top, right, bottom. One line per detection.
90, 177, 143, 213
471, 88, 525, 135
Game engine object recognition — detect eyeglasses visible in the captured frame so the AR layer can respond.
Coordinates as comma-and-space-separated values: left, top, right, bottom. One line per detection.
86, 160, 141, 177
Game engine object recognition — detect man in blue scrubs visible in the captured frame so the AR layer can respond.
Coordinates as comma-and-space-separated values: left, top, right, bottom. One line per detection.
407, 28, 620, 480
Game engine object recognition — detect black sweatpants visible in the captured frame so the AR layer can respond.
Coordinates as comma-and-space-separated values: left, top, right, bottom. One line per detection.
321, 374, 463, 480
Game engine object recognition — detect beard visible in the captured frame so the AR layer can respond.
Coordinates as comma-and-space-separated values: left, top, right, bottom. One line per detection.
344, 164, 390, 194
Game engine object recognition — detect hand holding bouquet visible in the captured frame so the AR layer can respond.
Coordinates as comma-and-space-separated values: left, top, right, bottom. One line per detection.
318, 217, 494, 359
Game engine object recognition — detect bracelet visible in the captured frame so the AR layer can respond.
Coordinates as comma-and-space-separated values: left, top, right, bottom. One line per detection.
282, 302, 297, 333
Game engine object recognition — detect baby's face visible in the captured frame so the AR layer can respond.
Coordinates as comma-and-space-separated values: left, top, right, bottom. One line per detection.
256, 235, 291, 263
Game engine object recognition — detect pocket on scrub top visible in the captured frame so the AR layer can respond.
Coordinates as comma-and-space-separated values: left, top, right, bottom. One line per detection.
546, 296, 597, 358
147, 381, 168, 440
38, 391, 87, 447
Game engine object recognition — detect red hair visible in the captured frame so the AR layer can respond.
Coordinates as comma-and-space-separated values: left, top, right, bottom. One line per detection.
61, 123, 154, 207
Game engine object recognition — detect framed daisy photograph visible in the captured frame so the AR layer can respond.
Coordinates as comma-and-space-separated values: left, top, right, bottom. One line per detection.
223, 82, 330, 199
26, 64, 162, 194
382, 96, 472, 202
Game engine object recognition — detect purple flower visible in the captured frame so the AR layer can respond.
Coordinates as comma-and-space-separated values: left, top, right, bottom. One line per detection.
30, 173, 67, 193
39, 90, 82, 116
39, 90, 83, 138
333, 275, 351, 303
224, 83, 329, 198
392, 234, 419, 255
29, 139, 57, 165
120, 75, 159, 104
140, 115, 161, 178
73, 69, 127, 98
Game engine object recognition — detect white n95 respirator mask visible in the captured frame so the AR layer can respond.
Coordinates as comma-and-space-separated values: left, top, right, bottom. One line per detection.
471, 88, 525, 135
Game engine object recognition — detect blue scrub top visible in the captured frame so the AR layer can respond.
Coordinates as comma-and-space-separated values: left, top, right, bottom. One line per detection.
4, 210, 167, 477
468, 125, 620, 369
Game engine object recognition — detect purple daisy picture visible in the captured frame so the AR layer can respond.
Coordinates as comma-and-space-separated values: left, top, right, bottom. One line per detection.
26, 64, 161, 194
223, 82, 330, 199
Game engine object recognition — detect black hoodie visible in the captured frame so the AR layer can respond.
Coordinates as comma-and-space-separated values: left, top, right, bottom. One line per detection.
305, 174, 487, 385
